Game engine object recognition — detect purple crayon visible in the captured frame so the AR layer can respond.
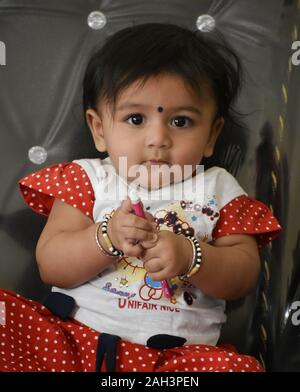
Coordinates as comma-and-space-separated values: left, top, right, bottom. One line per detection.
129, 189, 173, 299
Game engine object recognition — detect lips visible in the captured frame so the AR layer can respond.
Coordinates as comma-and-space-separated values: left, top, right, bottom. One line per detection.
144, 159, 169, 165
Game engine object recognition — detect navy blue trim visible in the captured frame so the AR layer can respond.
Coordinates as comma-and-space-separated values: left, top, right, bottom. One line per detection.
43, 292, 75, 320
96, 333, 120, 372
147, 334, 186, 349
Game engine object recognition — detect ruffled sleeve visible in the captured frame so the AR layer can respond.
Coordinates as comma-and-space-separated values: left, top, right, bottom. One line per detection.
212, 194, 282, 248
18, 162, 95, 220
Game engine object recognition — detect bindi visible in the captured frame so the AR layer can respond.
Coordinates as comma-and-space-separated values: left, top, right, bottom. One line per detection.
157, 106, 164, 112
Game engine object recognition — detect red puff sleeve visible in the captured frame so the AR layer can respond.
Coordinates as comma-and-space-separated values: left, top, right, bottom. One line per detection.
18, 162, 95, 220
212, 195, 282, 248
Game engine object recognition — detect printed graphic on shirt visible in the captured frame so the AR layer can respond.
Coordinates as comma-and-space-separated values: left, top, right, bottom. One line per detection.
98, 198, 219, 311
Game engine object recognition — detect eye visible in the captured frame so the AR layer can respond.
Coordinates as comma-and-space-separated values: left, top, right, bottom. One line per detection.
172, 116, 194, 128
125, 113, 144, 126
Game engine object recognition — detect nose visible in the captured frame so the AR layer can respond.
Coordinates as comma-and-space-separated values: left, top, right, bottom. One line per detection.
146, 122, 172, 149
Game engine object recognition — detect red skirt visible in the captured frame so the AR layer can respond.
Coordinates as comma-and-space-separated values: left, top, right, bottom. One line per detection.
0, 289, 264, 372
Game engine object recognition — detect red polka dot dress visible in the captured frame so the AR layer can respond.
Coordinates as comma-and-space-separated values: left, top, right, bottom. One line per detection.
18, 162, 95, 218
0, 289, 264, 372
211, 194, 281, 248
0, 162, 282, 372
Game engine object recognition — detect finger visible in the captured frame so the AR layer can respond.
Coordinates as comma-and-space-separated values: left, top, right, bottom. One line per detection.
122, 241, 144, 258
140, 238, 158, 249
124, 227, 158, 242
143, 257, 164, 274
139, 245, 157, 263
148, 271, 167, 282
144, 212, 159, 227
123, 215, 156, 232
127, 238, 138, 245
144, 211, 155, 222
145, 213, 159, 231
120, 197, 134, 213
121, 199, 156, 231
141, 229, 162, 249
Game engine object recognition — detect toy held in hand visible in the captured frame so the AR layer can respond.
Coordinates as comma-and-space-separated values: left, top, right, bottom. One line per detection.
129, 189, 173, 299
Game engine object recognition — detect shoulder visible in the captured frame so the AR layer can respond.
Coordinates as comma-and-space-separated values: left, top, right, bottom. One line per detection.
204, 166, 247, 209
18, 159, 101, 219
73, 156, 114, 190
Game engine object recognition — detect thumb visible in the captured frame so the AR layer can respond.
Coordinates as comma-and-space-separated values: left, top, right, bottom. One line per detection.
144, 211, 155, 222
140, 240, 157, 250
120, 197, 134, 213
140, 232, 158, 249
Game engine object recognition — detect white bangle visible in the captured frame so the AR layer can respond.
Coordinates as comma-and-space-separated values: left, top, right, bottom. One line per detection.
101, 215, 124, 257
95, 222, 118, 258
178, 236, 202, 280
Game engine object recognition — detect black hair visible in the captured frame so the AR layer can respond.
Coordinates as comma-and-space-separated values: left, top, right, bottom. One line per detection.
83, 22, 244, 130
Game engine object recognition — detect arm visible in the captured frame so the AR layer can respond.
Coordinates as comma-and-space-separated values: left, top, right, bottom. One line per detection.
187, 234, 260, 300
36, 198, 117, 289
36, 198, 157, 289
141, 231, 260, 300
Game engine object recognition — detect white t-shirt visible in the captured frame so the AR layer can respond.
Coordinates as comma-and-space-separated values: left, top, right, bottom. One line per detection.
52, 157, 247, 345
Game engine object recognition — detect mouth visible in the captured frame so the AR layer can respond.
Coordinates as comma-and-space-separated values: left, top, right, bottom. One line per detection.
143, 160, 169, 166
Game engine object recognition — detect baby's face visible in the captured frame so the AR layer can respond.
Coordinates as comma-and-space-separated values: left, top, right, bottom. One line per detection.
87, 73, 223, 190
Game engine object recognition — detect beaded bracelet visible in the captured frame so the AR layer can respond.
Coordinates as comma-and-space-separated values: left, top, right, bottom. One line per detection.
178, 236, 202, 280
95, 222, 118, 258
101, 215, 124, 257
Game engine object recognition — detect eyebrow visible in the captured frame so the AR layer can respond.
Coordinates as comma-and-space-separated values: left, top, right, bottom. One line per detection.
116, 102, 202, 115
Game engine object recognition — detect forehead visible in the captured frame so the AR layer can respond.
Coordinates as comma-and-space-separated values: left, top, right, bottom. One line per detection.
116, 73, 214, 108
98, 73, 217, 120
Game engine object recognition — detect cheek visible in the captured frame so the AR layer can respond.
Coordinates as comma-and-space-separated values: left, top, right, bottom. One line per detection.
107, 136, 128, 157
174, 141, 204, 166
108, 147, 141, 178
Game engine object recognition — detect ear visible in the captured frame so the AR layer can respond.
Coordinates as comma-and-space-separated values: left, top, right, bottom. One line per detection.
85, 108, 107, 152
203, 117, 224, 158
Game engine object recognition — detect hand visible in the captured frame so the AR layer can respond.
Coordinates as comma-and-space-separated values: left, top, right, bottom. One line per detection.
140, 230, 193, 281
106, 197, 158, 258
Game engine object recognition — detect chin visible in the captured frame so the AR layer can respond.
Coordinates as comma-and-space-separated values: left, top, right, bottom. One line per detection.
138, 174, 182, 190
128, 163, 190, 190
137, 179, 168, 190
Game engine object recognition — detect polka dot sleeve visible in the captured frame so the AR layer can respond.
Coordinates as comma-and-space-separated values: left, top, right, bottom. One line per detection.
212, 195, 282, 248
18, 162, 95, 220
